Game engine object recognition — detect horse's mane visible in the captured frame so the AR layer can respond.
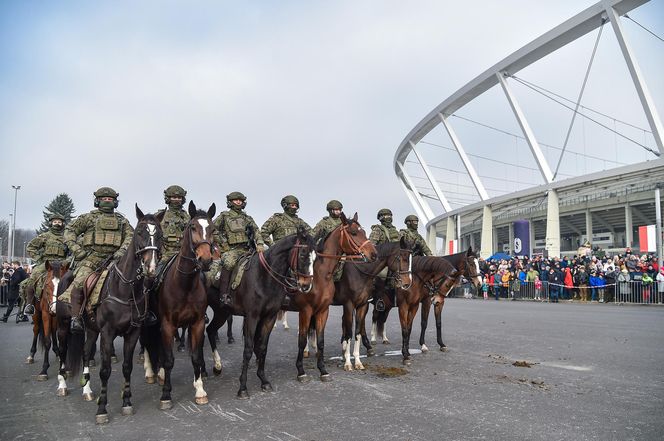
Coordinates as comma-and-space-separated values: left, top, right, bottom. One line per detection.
413, 256, 455, 274
375, 242, 399, 259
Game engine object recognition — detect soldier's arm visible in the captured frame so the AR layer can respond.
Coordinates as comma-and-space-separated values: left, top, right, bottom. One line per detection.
418, 235, 433, 256
299, 219, 312, 235
260, 215, 276, 247
213, 214, 230, 253
249, 216, 265, 246
64, 215, 89, 257
115, 218, 135, 259
26, 235, 44, 262
369, 226, 382, 244
312, 219, 325, 237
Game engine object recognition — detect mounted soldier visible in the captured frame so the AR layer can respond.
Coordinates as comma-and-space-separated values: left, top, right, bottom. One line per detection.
64, 187, 134, 333
370, 208, 401, 311
261, 195, 312, 246
312, 200, 344, 239
22, 213, 70, 315
399, 215, 432, 256
212, 192, 264, 306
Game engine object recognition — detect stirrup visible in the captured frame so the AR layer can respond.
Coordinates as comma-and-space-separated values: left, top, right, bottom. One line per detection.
281, 296, 291, 309
375, 299, 385, 312
144, 311, 158, 327
220, 293, 233, 306
70, 317, 84, 334
23, 304, 35, 315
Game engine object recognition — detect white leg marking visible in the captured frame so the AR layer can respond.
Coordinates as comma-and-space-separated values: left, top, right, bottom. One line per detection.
213, 350, 222, 371
343, 339, 352, 371
282, 311, 289, 329
371, 322, 377, 344
421, 343, 429, 352
309, 331, 318, 354
193, 377, 207, 398
144, 349, 154, 378
158, 367, 165, 382
353, 334, 365, 370
57, 374, 67, 392
382, 328, 390, 344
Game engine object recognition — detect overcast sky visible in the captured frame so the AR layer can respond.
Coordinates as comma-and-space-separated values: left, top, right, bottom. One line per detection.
1, 0, 662, 234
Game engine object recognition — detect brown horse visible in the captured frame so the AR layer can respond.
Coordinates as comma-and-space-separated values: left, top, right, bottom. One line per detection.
31, 260, 69, 380
142, 201, 215, 409
288, 212, 377, 382
332, 239, 413, 371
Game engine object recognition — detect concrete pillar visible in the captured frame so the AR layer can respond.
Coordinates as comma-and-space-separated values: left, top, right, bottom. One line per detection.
445, 216, 456, 256
545, 190, 561, 258
625, 204, 633, 248
585, 209, 593, 244
480, 205, 493, 258
529, 219, 535, 256
492, 227, 498, 254
508, 222, 515, 255
469, 233, 476, 251
456, 214, 462, 251
426, 225, 437, 256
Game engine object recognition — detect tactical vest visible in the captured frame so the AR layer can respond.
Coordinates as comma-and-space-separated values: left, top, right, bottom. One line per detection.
274, 214, 299, 242
226, 213, 250, 246
379, 224, 400, 243
43, 233, 67, 259
82, 213, 125, 253
161, 209, 188, 254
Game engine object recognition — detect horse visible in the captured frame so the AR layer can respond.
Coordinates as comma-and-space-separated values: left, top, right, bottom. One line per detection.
372, 248, 483, 365
29, 260, 68, 379
142, 201, 215, 409
332, 238, 413, 371
288, 212, 377, 382
205, 226, 316, 398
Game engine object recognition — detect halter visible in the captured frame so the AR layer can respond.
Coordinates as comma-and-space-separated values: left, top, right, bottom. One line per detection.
176, 219, 213, 274
258, 239, 314, 293
316, 223, 371, 261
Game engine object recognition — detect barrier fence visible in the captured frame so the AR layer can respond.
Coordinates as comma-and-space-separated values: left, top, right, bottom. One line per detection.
450, 280, 664, 304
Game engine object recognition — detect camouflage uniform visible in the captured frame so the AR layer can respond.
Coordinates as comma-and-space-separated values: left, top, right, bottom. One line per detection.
370, 208, 400, 311
212, 192, 264, 304
158, 185, 190, 261
22, 214, 69, 313
64, 187, 133, 331
313, 200, 344, 280
261, 195, 311, 246
400, 215, 432, 256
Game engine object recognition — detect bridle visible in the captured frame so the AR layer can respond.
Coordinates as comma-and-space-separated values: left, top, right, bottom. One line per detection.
177, 218, 213, 274
316, 223, 372, 262
391, 248, 413, 290
258, 238, 314, 293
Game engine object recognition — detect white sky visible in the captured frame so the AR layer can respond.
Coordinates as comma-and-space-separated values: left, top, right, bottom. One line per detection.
1, 0, 662, 233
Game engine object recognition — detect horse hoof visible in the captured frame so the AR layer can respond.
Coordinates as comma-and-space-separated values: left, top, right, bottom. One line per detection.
303, 351, 309, 359
145, 376, 155, 384
111, 356, 118, 364
421, 344, 429, 353
56, 388, 68, 397
320, 374, 332, 382
440, 346, 448, 352
213, 367, 222, 376
367, 348, 376, 357
344, 365, 353, 372
403, 359, 412, 366
382, 340, 390, 345
227, 337, 235, 344
89, 359, 96, 367
283, 325, 290, 330
355, 364, 365, 371
95, 413, 109, 425
261, 383, 273, 393
177, 346, 185, 353
297, 374, 311, 384
25, 356, 34, 364
37, 374, 48, 381
121, 406, 134, 416
82, 392, 95, 402
195, 396, 208, 405
237, 390, 249, 400
159, 400, 172, 410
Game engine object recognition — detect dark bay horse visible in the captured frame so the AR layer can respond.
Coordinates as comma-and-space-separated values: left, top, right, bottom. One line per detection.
288, 212, 377, 382
31, 260, 68, 380
142, 201, 215, 409
332, 239, 413, 371
205, 226, 316, 398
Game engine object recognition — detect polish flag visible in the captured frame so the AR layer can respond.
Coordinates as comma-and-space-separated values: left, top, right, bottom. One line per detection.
638, 225, 656, 252
448, 240, 458, 255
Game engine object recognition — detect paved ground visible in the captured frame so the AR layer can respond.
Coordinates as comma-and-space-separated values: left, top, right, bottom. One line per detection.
1, 299, 663, 441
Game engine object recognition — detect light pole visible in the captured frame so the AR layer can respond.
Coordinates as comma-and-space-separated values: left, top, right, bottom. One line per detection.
23, 241, 27, 262
11, 185, 20, 262
8, 214, 13, 260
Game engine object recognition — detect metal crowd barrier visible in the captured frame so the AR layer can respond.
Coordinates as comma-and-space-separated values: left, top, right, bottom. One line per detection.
450, 280, 664, 305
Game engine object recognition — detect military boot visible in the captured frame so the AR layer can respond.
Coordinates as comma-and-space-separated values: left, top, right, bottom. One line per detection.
23, 285, 36, 315
69, 287, 85, 334
375, 294, 386, 312
218, 269, 233, 306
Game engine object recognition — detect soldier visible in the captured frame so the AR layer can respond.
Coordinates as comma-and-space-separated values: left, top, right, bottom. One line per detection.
400, 215, 432, 256
64, 187, 134, 333
312, 200, 343, 239
261, 195, 311, 246
158, 185, 190, 261
212, 192, 264, 306
22, 213, 70, 315
370, 208, 400, 312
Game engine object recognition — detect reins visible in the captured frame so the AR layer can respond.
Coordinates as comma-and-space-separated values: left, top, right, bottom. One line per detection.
257, 239, 313, 293
315, 223, 370, 261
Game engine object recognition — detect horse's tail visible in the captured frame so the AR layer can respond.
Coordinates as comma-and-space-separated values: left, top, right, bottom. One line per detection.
66, 331, 85, 376
37, 314, 47, 353
141, 323, 161, 372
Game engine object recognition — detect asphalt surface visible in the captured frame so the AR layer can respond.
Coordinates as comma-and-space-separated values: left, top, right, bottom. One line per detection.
1, 299, 663, 441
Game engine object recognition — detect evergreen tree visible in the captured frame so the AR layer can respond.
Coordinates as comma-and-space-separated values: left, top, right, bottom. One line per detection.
37, 193, 76, 234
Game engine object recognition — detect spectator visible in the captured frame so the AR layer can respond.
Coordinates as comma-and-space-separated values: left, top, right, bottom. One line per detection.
656, 268, 664, 304
618, 268, 631, 302
604, 266, 617, 303
534, 276, 542, 301
563, 267, 573, 301
2, 261, 28, 322
482, 280, 489, 300
642, 271, 653, 304
1, 262, 11, 306
574, 266, 589, 302
549, 268, 561, 303
501, 270, 510, 299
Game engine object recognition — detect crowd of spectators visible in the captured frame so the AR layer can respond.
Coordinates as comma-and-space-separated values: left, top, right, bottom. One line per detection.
478, 248, 664, 304
1, 261, 31, 321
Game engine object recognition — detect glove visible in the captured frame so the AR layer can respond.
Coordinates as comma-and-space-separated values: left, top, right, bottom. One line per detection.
256, 243, 265, 253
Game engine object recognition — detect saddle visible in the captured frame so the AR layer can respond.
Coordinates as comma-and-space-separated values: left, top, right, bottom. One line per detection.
230, 253, 254, 290
152, 254, 178, 293
84, 269, 110, 313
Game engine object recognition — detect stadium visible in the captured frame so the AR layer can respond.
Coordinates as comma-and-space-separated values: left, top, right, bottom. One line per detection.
394, 0, 663, 261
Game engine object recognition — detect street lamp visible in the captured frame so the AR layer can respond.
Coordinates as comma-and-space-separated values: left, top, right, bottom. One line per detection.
23, 241, 27, 262
8, 213, 12, 260
11, 185, 20, 262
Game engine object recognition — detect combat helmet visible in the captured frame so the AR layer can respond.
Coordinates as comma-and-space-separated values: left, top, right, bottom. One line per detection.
377, 208, 392, 220
281, 195, 300, 215
163, 185, 187, 205
49, 213, 66, 222
326, 200, 343, 211
226, 191, 247, 209
404, 215, 419, 224
93, 187, 119, 208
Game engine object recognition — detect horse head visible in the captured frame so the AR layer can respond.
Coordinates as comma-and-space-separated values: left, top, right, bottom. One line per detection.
392, 236, 414, 290
463, 247, 483, 288
339, 212, 377, 262
134, 204, 165, 278
187, 201, 216, 271
44, 260, 68, 315
291, 226, 317, 293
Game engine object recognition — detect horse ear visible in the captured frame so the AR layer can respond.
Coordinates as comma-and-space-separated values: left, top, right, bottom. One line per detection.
400, 235, 408, 249
45, 260, 51, 271
340, 212, 348, 225
135, 204, 145, 221
155, 210, 165, 224
207, 203, 216, 219
62, 261, 70, 273
188, 201, 197, 218
352, 212, 358, 223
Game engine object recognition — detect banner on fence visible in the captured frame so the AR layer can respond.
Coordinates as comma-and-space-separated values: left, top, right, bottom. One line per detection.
638, 225, 656, 252
513, 220, 530, 257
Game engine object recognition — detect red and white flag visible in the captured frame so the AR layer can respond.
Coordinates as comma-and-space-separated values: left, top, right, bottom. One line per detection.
448, 239, 458, 255
638, 225, 656, 252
